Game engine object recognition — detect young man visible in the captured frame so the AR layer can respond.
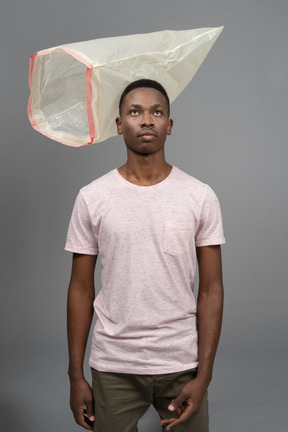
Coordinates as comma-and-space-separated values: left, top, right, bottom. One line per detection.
65, 79, 225, 432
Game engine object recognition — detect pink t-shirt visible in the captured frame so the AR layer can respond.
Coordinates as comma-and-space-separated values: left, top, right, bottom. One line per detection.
65, 167, 225, 374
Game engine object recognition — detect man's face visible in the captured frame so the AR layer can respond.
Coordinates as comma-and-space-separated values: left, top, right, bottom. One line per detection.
116, 87, 173, 156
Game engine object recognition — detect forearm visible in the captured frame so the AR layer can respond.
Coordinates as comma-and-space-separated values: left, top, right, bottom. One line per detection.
196, 281, 224, 384
66, 254, 97, 430
160, 281, 223, 430
67, 281, 95, 381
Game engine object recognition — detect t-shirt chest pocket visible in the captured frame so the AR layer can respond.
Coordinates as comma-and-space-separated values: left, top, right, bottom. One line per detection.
163, 221, 193, 257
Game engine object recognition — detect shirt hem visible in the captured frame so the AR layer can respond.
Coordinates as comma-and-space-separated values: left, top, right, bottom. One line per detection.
89, 360, 199, 375
195, 237, 225, 247
64, 244, 98, 255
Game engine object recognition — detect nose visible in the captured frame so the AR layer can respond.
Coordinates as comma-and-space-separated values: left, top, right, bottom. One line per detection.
141, 111, 154, 127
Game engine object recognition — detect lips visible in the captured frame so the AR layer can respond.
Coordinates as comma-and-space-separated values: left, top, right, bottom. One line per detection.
137, 129, 157, 138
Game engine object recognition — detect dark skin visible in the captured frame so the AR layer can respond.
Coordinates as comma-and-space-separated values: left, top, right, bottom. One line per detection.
116, 87, 173, 185
67, 253, 96, 430
67, 87, 224, 430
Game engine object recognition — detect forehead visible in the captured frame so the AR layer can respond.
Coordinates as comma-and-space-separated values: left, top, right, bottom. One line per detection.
122, 87, 168, 110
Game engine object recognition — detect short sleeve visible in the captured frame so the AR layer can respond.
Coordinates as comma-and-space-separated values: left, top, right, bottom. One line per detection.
64, 191, 99, 255
195, 186, 225, 247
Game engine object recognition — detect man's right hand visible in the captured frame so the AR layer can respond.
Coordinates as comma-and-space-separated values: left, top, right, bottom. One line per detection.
70, 378, 95, 430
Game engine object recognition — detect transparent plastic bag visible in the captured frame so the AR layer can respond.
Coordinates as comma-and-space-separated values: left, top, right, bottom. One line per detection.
28, 27, 223, 147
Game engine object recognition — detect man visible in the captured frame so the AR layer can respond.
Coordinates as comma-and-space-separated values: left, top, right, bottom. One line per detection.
65, 79, 225, 432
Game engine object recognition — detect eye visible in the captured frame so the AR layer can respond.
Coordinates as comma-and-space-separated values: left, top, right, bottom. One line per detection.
129, 109, 139, 116
154, 110, 163, 117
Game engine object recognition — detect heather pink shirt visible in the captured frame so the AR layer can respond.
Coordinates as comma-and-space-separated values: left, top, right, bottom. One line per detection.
65, 167, 225, 374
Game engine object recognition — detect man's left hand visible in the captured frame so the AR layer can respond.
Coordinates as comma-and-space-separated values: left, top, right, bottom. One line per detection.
160, 377, 207, 431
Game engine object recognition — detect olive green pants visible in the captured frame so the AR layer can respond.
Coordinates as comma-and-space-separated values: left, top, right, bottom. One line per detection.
91, 368, 208, 432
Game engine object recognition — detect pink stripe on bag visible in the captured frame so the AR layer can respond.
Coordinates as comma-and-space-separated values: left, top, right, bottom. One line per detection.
37, 47, 93, 69
27, 54, 38, 129
29, 53, 37, 89
86, 67, 95, 145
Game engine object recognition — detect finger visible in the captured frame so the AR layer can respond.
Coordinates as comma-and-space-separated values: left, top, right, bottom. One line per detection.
160, 417, 177, 425
176, 405, 185, 416
168, 392, 187, 411
84, 400, 95, 421
83, 414, 95, 429
164, 410, 192, 431
167, 398, 176, 411
73, 408, 93, 431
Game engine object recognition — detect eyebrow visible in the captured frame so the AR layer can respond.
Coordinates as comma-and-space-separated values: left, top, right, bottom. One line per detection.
128, 104, 165, 109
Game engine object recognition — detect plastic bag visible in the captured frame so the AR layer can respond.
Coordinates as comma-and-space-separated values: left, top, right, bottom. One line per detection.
28, 27, 223, 147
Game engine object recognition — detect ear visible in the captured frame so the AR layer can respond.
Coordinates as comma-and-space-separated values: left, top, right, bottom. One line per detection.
116, 117, 123, 135
166, 118, 173, 136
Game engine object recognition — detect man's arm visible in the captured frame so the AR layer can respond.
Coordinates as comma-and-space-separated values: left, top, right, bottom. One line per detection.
67, 253, 97, 431
160, 245, 224, 431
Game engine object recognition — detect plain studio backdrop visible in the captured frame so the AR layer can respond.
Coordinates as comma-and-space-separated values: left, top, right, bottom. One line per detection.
0, 1, 287, 431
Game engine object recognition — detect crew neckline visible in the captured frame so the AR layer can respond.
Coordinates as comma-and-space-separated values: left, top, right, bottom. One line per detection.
113, 166, 177, 190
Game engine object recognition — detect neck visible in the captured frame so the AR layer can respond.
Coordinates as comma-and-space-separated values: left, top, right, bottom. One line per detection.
118, 152, 172, 186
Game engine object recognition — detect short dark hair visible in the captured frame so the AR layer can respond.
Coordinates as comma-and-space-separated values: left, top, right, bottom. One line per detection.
119, 79, 170, 116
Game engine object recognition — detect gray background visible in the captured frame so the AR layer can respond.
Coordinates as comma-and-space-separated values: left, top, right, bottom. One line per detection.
1, 0, 287, 431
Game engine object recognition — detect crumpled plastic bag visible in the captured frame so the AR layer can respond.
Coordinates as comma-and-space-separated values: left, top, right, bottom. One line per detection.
28, 27, 223, 147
